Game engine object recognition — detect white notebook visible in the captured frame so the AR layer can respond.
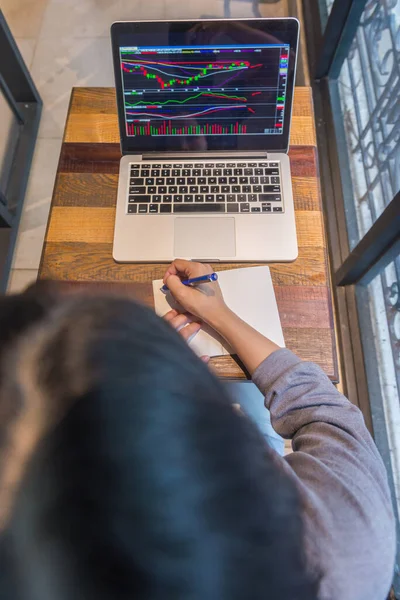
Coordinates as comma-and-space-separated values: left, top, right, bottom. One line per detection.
152, 266, 285, 358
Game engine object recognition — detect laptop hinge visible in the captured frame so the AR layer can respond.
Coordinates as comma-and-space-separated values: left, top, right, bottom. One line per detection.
138, 151, 272, 160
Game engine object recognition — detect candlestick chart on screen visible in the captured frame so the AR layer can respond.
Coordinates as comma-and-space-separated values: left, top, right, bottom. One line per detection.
119, 45, 289, 137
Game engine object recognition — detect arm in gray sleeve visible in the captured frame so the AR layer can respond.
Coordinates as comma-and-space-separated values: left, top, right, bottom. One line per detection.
252, 348, 396, 600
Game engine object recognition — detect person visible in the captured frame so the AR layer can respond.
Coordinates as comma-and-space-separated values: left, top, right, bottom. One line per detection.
0, 260, 395, 600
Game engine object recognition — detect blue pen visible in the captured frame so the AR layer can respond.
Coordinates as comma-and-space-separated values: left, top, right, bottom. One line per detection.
161, 272, 218, 293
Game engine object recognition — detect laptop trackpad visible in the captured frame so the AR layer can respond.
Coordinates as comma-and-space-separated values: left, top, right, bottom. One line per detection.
174, 217, 236, 258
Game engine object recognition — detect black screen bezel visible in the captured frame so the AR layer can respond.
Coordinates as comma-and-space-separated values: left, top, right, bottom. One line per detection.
111, 19, 299, 154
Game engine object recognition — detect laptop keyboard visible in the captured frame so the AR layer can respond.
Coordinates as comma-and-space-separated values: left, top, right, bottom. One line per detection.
127, 161, 283, 214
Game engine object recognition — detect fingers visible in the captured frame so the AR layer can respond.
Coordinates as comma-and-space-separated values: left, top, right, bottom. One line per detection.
163, 309, 201, 342
179, 322, 201, 341
163, 259, 214, 284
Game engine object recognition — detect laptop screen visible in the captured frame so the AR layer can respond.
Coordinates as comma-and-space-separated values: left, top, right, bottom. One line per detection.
111, 20, 299, 154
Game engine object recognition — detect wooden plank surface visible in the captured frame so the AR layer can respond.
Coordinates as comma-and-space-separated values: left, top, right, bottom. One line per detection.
39, 87, 338, 381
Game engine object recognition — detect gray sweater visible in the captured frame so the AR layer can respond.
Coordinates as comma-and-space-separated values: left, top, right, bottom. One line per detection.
252, 348, 396, 600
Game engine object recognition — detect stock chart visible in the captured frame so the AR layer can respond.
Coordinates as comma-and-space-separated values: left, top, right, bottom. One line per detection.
119, 44, 289, 138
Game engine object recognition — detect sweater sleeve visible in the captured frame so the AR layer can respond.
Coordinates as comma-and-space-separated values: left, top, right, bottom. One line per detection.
252, 348, 396, 600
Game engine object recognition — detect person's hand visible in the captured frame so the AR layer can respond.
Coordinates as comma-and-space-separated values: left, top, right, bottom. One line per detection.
163, 309, 209, 363
163, 259, 230, 328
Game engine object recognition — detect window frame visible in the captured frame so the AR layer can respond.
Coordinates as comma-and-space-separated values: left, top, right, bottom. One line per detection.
302, 1, 400, 595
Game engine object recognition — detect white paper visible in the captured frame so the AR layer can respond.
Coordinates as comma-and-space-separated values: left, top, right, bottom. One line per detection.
152, 266, 285, 358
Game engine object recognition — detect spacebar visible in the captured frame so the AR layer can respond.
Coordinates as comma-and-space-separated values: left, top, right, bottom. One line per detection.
174, 203, 226, 213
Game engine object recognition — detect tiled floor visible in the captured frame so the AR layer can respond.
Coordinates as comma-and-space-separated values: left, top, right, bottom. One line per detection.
4, 0, 304, 293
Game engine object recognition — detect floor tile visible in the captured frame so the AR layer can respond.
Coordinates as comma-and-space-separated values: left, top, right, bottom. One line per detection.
15, 38, 37, 69
164, 0, 225, 18
1, 0, 48, 38
12, 138, 62, 270
31, 37, 115, 138
40, 0, 166, 38
7, 269, 38, 294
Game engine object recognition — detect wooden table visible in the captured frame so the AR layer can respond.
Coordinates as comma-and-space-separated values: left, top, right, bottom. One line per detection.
38, 87, 338, 381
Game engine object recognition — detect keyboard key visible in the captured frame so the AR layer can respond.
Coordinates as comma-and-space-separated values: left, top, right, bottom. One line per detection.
248, 162, 257, 167
205, 195, 214, 202
227, 194, 236, 202
264, 168, 280, 176
213, 169, 222, 176
131, 163, 140, 169
130, 186, 146, 194
184, 195, 194, 202
238, 163, 246, 167
239, 177, 249, 184
182, 169, 191, 176
262, 204, 272, 212
193, 169, 201, 176
131, 178, 144, 185
203, 169, 212, 176
149, 204, 158, 213
248, 194, 257, 202
238, 194, 246, 202
142, 164, 151, 169
258, 162, 268, 167
218, 177, 227, 184
173, 164, 181, 168
168, 186, 178, 194
229, 177, 238, 184
173, 195, 183, 203
187, 177, 196, 185
166, 177, 175, 185
129, 195, 150, 203
156, 178, 164, 185
227, 163, 235, 167
163, 195, 172, 203
271, 177, 280, 184
198, 177, 206, 184
194, 195, 204, 202
145, 177, 155, 185
211, 186, 219, 193
128, 204, 137, 214
209, 177, 217, 184
177, 177, 186, 185
152, 164, 162, 169
273, 206, 283, 212
174, 204, 225, 213
141, 170, 150, 177
251, 206, 261, 213
234, 168, 242, 175
148, 186, 157, 194
240, 203, 250, 213
260, 194, 282, 202
232, 185, 240, 193
158, 186, 167, 194
205, 163, 214, 168
189, 186, 198, 194
130, 169, 139, 177
255, 168, 263, 175
160, 204, 172, 213
179, 186, 188, 194
244, 168, 253, 175
161, 169, 170, 176
250, 177, 259, 184
221, 185, 230, 193
184, 164, 192, 168
172, 169, 180, 176
194, 164, 203, 168
151, 170, 160, 177
138, 204, 148, 213
200, 186, 209, 193
227, 203, 239, 213
152, 195, 162, 203
242, 185, 251, 193
260, 176, 270, 184
216, 163, 225, 167
263, 186, 281, 194
253, 185, 262, 193
270, 162, 279, 167
216, 194, 225, 202
223, 168, 233, 176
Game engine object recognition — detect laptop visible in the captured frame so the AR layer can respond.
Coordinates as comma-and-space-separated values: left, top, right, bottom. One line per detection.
111, 18, 300, 262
